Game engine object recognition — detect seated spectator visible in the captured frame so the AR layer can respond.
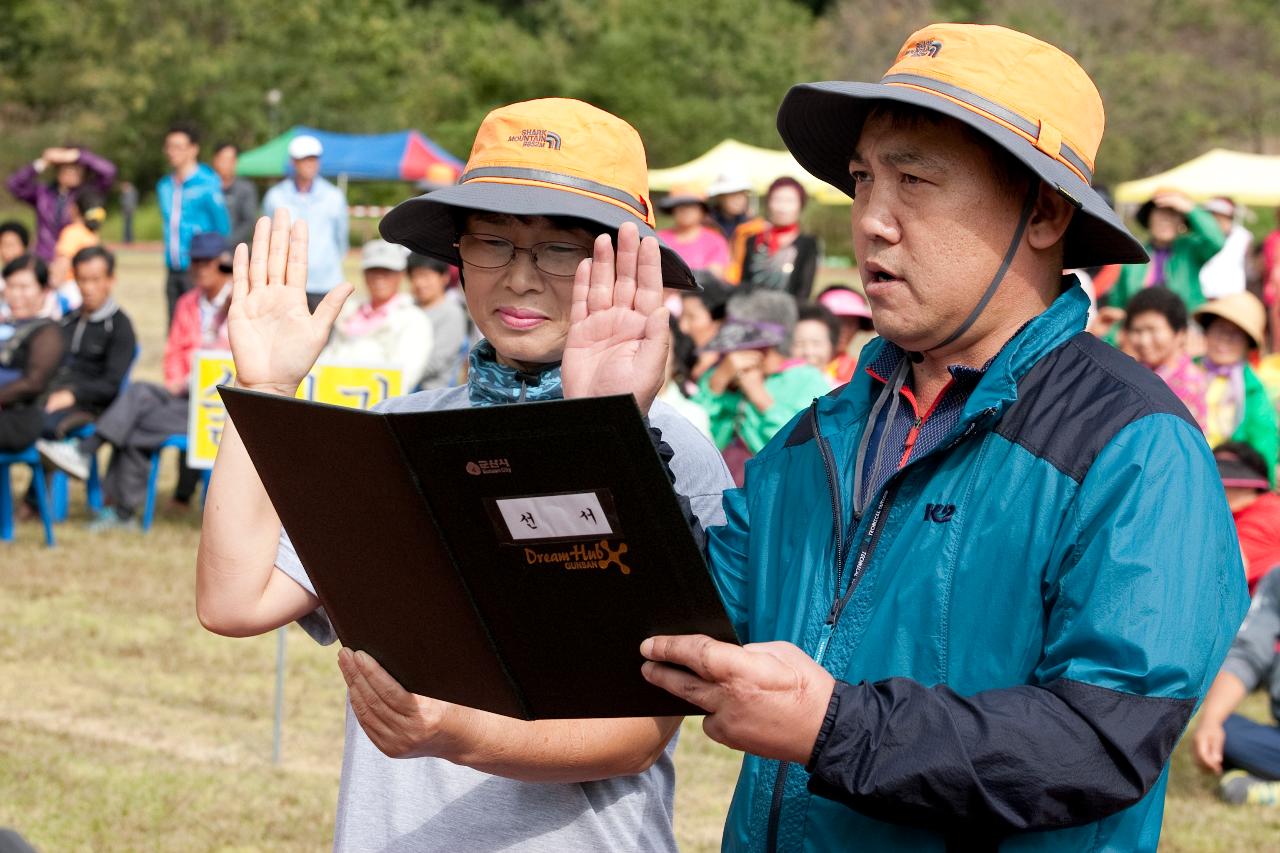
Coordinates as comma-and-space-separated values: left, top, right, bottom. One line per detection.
706, 171, 765, 284
739, 177, 821, 300
817, 285, 876, 384
1194, 292, 1277, 482
656, 319, 712, 439
657, 185, 730, 277
678, 271, 730, 381
42, 246, 136, 439
0, 221, 31, 319
406, 252, 468, 389
0, 256, 64, 451
51, 190, 104, 283
791, 303, 840, 373
1215, 442, 1280, 595
1122, 287, 1207, 429
46, 190, 107, 316
1193, 565, 1280, 805
0, 221, 29, 266
322, 240, 432, 388
1107, 189, 1225, 312
38, 234, 232, 530
693, 290, 830, 484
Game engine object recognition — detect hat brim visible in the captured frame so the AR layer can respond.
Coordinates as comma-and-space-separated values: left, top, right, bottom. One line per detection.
1218, 459, 1269, 491
776, 81, 1149, 269
658, 195, 709, 212
1193, 305, 1263, 350
702, 319, 788, 353
379, 181, 698, 291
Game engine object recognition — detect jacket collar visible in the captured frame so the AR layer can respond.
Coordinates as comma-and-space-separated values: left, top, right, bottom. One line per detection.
820, 280, 1089, 442
67, 296, 121, 325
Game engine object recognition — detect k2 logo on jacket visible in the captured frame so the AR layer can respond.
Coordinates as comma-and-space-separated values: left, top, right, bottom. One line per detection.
924, 502, 956, 523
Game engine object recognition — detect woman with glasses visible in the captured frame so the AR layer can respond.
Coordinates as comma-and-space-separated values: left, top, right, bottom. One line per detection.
196, 99, 732, 852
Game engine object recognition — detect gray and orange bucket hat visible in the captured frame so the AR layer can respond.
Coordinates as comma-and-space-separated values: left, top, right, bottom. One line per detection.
380, 98, 697, 290
776, 23, 1148, 268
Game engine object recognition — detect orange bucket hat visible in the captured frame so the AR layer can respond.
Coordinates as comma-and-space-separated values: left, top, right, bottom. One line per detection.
776, 23, 1147, 268
380, 98, 697, 290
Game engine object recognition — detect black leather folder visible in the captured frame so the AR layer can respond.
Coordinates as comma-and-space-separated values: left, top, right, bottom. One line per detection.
220, 385, 738, 720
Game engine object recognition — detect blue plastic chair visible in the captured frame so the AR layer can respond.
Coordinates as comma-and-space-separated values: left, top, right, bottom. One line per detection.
140, 434, 211, 533
0, 446, 56, 546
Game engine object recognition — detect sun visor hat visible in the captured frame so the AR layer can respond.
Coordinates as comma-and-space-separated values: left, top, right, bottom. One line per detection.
1217, 456, 1270, 492
380, 98, 697, 291
776, 23, 1148, 269
1194, 291, 1267, 350
658, 183, 710, 212
703, 318, 789, 354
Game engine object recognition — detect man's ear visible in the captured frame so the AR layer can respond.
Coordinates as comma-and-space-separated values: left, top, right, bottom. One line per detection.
1026, 182, 1075, 252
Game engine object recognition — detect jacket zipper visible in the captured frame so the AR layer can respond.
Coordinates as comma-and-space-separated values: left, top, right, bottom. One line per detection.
764, 402, 900, 853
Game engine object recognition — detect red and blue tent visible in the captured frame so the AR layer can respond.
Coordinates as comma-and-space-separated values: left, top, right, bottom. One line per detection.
236, 126, 464, 184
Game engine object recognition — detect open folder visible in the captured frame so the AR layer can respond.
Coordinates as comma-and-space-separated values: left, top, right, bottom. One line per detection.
220, 385, 738, 720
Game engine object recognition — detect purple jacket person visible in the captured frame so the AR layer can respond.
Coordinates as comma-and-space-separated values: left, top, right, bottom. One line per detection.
7, 147, 117, 262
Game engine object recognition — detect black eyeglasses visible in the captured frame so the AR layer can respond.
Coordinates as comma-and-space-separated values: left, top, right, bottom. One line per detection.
456, 233, 592, 277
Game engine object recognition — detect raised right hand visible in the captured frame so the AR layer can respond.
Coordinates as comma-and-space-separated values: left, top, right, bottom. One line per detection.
229, 210, 353, 395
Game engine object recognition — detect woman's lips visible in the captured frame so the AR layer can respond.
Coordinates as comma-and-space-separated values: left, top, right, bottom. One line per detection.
497, 307, 548, 330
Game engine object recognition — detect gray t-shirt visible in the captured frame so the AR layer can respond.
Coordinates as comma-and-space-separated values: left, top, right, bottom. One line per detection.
417, 298, 470, 390
275, 385, 733, 852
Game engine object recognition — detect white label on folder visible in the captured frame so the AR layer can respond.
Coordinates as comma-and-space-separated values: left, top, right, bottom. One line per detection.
496, 493, 614, 541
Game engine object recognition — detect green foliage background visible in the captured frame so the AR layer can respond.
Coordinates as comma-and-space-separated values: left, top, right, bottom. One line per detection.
1, 0, 1277, 206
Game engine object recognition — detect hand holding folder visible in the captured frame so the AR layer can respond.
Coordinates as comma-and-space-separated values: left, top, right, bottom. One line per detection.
223, 386, 738, 720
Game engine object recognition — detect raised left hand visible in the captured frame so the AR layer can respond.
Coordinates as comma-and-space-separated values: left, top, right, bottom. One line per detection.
640, 635, 835, 765
561, 222, 670, 414
338, 647, 468, 760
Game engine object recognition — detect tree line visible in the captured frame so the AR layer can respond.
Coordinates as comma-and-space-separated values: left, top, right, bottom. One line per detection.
1, 0, 1276, 202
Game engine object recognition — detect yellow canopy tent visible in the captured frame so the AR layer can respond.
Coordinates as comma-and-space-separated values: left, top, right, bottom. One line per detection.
648, 139, 850, 205
1114, 148, 1280, 206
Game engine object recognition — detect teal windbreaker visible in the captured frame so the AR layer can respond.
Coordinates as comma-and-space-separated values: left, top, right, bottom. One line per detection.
705, 286, 1248, 851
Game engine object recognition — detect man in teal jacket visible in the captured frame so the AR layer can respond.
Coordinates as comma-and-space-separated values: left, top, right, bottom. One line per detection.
157, 122, 230, 324
633, 23, 1249, 852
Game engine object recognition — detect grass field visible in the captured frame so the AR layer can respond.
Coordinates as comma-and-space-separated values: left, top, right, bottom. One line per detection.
2, 247, 1278, 851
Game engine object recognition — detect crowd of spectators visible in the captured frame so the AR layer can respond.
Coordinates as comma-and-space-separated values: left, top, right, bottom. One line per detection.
0, 129, 471, 532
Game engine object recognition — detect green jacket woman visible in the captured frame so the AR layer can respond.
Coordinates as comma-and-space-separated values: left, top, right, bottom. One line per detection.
1108, 205, 1225, 311
697, 361, 832, 454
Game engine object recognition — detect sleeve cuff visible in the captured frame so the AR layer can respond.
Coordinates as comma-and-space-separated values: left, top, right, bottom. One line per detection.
806, 679, 848, 772
274, 526, 336, 646
1220, 655, 1262, 693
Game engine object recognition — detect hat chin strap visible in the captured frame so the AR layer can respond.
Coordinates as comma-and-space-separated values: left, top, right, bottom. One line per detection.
906, 181, 1040, 363
853, 182, 1040, 517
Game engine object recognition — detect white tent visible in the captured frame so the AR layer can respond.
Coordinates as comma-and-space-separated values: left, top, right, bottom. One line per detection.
648, 139, 850, 205
1114, 148, 1280, 206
